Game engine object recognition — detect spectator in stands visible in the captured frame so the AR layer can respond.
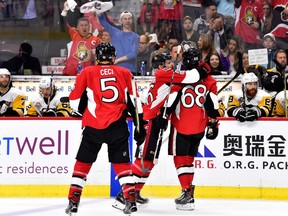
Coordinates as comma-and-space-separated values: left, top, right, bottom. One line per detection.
157, 20, 173, 48
193, 0, 217, 35
0, 68, 26, 117
227, 72, 272, 122
26, 76, 76, 117
197, 33, 216, 63
234, 0, 264, 50
3, 42, 42, 75
221, 36, 243, 75
137, 34, 153, 74
214, 0, 235, 31
207, 51, 227, 75
99, 11, 139, 75
261, 2, 273, 36
100, 29, 110, 43
207, 13, 233, 54
242, 51, 267, 88
169, 43, 183, 70
139, 0, 158, 34
62, 17, 101, 76
262, 33, 278, 69
263, 49, 288, 112
269, 0, 288, 49
157, 0, 184, 42
181, 15, 199, 49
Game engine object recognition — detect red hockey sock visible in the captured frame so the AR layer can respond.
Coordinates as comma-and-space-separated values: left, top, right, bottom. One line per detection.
68, 160, 92, 201
112, 162, 135, 199
174, 156, 194, 190
132, 158, 154, 191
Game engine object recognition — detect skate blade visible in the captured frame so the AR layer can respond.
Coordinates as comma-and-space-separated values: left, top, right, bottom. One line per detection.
176, 203, 195, 211
112, 200, 125, 211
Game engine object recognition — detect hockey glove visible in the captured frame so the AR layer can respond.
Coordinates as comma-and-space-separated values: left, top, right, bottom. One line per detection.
134, 126, 146, 146
156, 114, 168, 130
206, 120, 219, 140
246, 107, 261, 121
42, 109, 57, 117
4, 108, 22, 117
234, 108, 246, 122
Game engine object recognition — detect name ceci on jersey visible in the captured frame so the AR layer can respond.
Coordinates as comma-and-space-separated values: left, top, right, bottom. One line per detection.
100, 68, 114, 76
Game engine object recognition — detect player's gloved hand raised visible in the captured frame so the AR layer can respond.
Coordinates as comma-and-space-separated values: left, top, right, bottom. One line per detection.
245, 107, 261, 121
134, 126, 146, 146
235, 108, 246, 122
206, 120, 219, 140
197, 62, 211, 79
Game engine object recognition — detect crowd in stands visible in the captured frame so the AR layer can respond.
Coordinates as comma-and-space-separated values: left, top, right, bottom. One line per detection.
0, 0, 288, 118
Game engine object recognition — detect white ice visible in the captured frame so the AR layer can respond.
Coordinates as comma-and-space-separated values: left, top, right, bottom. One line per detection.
0, 198, 288, 216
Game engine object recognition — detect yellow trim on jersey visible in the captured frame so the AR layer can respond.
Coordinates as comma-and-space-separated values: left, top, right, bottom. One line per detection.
1, 185, 288, 200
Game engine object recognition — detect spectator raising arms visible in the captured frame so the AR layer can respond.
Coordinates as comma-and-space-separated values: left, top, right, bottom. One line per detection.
62, 17, 101, 76
99, 11, 140, 75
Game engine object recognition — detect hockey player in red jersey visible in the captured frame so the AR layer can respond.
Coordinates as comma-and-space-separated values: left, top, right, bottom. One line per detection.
65, 43, 146, 215
165, 48, 219, 211
112, 47, 212, 211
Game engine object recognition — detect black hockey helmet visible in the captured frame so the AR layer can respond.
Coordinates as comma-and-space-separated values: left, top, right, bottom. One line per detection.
182, 47, 201, 69
95, 42, 116, 63
151, 52, 173, 69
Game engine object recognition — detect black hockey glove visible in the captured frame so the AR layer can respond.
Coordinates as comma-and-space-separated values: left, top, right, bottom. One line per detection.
134, 126, 146, 146
235, 108, 246, 122
42, 109, 57, 117
206, 120, 219, 140
4, 108, 21, 117
156, 114, 168, 130
246, 107, 261, 121
134, 114, 147, 146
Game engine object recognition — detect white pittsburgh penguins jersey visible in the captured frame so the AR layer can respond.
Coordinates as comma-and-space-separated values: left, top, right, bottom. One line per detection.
0, 87, 26, 116
26, 92, 72, 116
227, 89, 272, 117
273, 90, 288, 117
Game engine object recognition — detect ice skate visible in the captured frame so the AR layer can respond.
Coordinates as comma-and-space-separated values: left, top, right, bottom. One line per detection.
123, 191, 137, 215
136, 191, 149, 205
175, 185, 195, 211
65, 199, 79, 215
113, 189, 149, 210
112, 189, 125, 211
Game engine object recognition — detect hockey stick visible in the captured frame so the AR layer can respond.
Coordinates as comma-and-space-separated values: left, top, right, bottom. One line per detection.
217, 52, 243, 95
46, 68, 55, 111
153, 45, 181, 165
131, 77, 149, 174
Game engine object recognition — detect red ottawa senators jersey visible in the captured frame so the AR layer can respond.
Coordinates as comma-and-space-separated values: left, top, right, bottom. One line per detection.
69, 65, 134, 129
143, 68, 203, 120
171, 75, 217, 135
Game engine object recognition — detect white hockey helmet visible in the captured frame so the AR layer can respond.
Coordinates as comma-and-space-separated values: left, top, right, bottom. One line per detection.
0, 68, 11, 76
39, 76, 54, 89
241, 72, 258, 85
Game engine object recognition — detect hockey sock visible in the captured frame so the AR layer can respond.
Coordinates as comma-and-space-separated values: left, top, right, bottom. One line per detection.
174, 156, 195, 190
112, 162, 135, 199
68, 160, 92, 202
132, 158, 154, 191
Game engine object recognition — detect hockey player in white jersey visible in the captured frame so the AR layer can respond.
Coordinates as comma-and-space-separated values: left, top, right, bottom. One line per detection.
26, 76, 74, 117
273, 90, 288, 117
227, 72, 272, 122
0, 68, 26, 116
